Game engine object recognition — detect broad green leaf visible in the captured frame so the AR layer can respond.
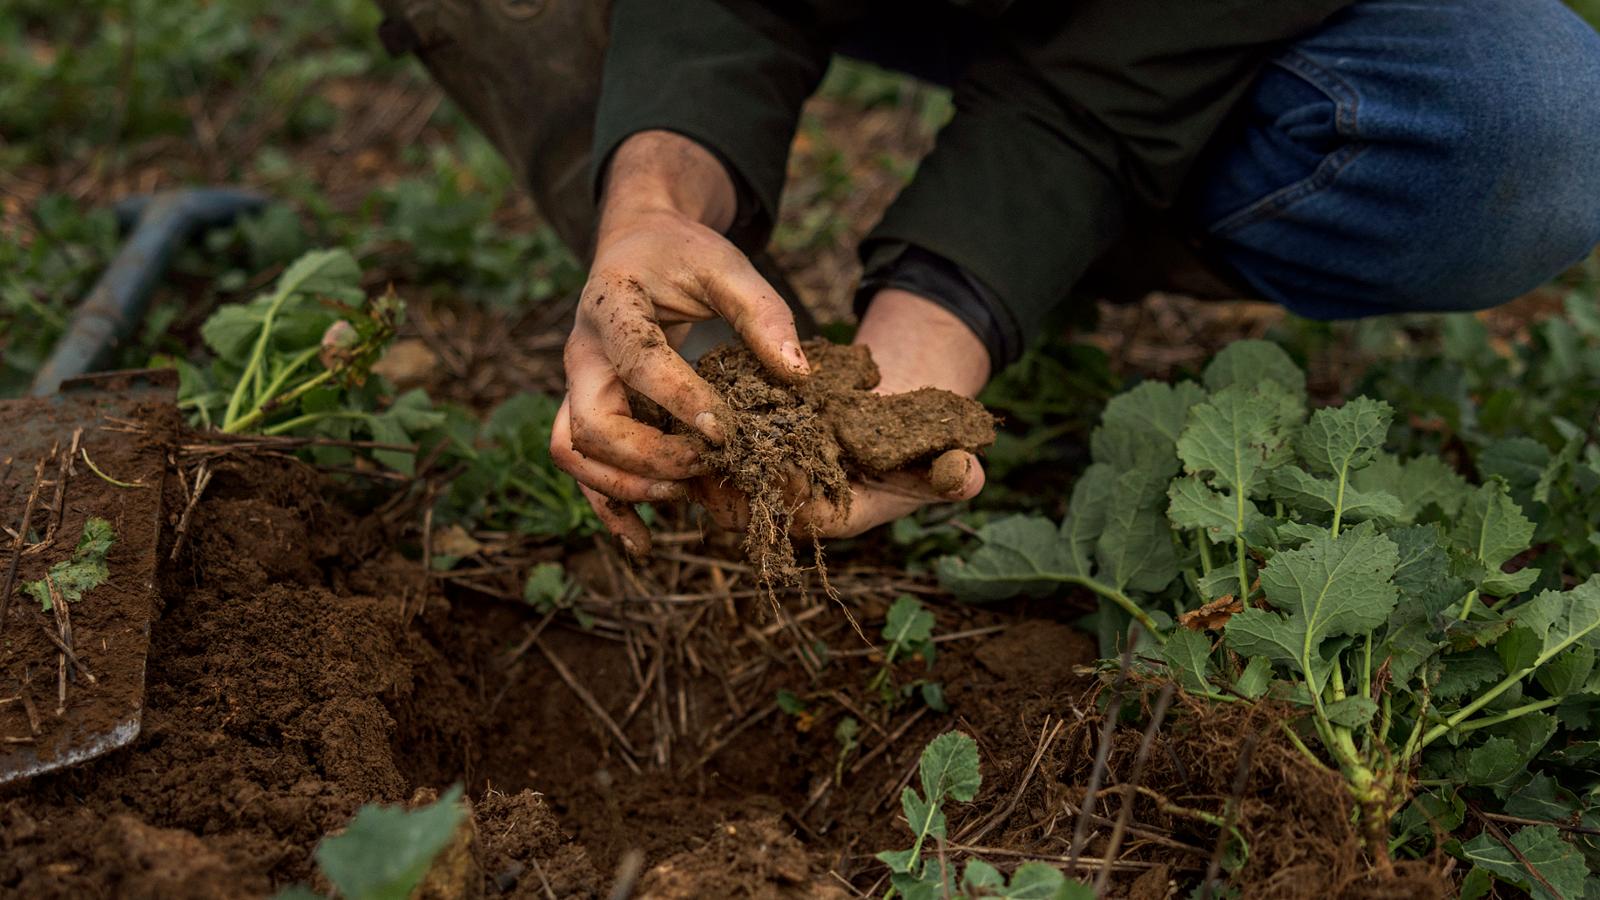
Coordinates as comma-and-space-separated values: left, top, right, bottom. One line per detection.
919, 731, 981, 805
1450, 479, 1539, 597
1162, 629, 1214, 694
1324, 696, 1378, 728
1234, 656, 1272, 698
1389, 525, 1468, 617
1460, 825, 1589, 900
1351, 454, 1471, 522
1203, 340, 1307, 401
1533, 434, 1583, 507
1536, 644, 1596, 697
1090, 380, 1207, 477
1176, 385, 1298, 501
1465, 737, 1526, 788
1433, 651, 1505, 700
522, 562, 568, 610
1267, 465, 1402, 525
1477, 437, 1551, 496
937, 516, 1077, 602
1295, 396, 1392, 478
1504, 773, 1581, 821
1224, 527, 1399, 690
1095, 468, 1180, 594
877, 847, 918, 875
1167, 475, 1270, 546
1502, 577, 1600, 669
316, 785, 465, 900
1061, 465, 1115, 579
24, 518, 115, 611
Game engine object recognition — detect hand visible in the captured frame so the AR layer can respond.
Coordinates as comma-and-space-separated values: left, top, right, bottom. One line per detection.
694, 288, 992, 538
549, 131, 810, 555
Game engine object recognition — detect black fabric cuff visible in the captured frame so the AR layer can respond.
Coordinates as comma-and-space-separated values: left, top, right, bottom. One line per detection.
857, 241, 1023, 370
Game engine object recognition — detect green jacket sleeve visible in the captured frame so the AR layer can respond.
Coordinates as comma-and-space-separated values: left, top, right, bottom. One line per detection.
866, 0, 1354, 348
591, 0, 843, 249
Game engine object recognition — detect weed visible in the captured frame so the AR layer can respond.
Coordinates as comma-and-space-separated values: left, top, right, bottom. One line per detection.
867, 595, 947, 712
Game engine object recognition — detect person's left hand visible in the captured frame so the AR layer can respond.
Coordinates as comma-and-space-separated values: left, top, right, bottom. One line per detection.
692, 287, 992, 538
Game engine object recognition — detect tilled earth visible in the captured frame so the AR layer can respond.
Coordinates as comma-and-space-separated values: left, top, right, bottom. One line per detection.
0, 448, 1422, 899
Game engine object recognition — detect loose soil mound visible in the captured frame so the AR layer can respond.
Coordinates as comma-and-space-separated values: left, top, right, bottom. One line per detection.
691, 339, 995, 582
1, 451, 1443, 899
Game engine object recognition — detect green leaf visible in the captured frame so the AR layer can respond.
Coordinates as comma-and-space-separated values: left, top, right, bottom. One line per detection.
1324, 696, 1378, 728
1433, 651, 1506, 700
1459, 825, 1589, 900
902, 786, 946, 842
1502, 577, 1600, 669
1224, 527, 1399, 691
963, 859, 1004, 889
938, 515, 1076, 602
1234, 656, 1273, 699
1267, 465, 1402, 525
1060, 465, 1115, 579
24, 518, 115, 611
1003, 863, 1072, 899
920, 731, 981, 806
1202, 340, 1307, 401
884, 596, 936, 659
1477, 437, 1551, 495
1167, 475, 1271, 545
1450, 479, 1539, 597
316, 784, 465, 900
1176, 385, 1299, 502
1090, 380, 1207, 477
1351, 454, 1471, 523
1536, 644, 1596, 697
1504, 773, 1582, 821
521, 563, 569, 612
1295, 396, 1392, 479
1094, 468, 1180, 594
1163, 629, 1214, 694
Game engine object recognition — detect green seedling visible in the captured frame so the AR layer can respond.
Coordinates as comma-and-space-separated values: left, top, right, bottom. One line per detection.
877, 731, 1089, 900
867, 596, 947, 712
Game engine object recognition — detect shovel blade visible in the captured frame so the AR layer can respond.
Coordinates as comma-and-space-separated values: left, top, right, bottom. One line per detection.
0, 370, 174, 786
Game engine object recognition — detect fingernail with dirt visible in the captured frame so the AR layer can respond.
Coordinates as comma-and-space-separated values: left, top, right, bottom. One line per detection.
780, 341, 810, 376
619, 535, 642, 558
694, 411, 725, 444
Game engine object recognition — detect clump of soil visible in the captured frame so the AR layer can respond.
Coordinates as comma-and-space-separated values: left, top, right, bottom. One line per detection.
691, 339, 995, 583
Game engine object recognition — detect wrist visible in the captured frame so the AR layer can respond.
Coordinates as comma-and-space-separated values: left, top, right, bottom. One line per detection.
855, 289, 990, 397
598, 130, 738, 236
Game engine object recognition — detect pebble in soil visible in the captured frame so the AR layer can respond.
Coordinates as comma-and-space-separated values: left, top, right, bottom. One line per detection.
687, 338, 995, 584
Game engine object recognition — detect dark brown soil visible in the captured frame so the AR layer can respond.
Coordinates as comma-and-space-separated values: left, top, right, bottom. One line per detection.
0, 446, 1446, 900
691, 339, 995, 583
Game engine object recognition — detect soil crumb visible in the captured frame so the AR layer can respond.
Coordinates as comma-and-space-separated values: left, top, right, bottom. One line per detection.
638, 817, 848, 900
691, 339, 995, 583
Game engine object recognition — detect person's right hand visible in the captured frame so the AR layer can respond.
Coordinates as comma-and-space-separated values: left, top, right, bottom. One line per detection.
548, 131, 811, 556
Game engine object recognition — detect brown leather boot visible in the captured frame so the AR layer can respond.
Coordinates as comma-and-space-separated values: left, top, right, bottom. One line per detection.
375, 0, 611, 257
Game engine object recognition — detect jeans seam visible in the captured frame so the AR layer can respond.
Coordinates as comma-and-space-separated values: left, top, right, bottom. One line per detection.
1207, 52, 1367, 237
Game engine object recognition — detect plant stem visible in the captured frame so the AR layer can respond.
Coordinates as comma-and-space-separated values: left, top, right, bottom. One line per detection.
223, 284, 301, 430
224, 368, 336, 434
1059, 575, 1166, 643
1361, 633, 1373, 701
260, 410, 372, 436
1234, 538, 1250, 605
1331, 469, 1347, 536
1453, 697, 1562, 736
1197, 534, 1214, 576
1456, 588, 1480, 621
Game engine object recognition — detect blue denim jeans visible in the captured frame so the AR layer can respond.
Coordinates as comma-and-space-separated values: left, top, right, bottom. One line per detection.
1191, 0, 1600, 318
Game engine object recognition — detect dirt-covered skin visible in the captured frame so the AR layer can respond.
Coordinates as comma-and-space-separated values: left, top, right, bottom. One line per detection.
691, 339, 996, 583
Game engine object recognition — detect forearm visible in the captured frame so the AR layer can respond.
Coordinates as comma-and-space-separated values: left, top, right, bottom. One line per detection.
855, 289, 990, 398
598, 130, 738, 236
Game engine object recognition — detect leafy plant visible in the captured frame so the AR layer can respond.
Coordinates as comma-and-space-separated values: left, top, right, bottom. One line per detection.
940, 340, 1600, 883
867, 595, 947, 712
24, 518, 114, 610
279, 785, 466, 900
433, 392, 600, 538
877, 731, 1088, 900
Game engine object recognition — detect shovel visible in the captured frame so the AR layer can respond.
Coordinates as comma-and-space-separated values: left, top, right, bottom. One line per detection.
0, 189, 263, 785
